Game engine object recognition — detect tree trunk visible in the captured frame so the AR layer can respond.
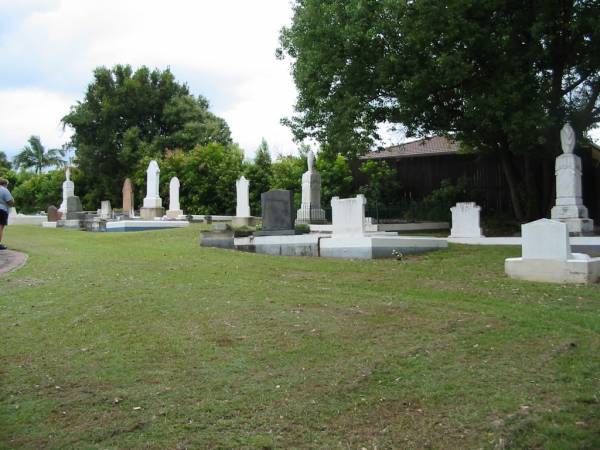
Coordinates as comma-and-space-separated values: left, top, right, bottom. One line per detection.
499, 150, 525, 222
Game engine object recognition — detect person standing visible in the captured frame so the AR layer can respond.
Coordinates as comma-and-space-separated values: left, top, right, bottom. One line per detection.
0, 178, 15, 250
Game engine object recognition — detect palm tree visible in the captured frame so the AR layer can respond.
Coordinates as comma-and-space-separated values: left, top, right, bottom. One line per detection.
13, 136, 65, 174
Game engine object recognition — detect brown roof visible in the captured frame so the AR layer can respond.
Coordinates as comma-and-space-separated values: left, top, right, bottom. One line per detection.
363, 136, 460, 159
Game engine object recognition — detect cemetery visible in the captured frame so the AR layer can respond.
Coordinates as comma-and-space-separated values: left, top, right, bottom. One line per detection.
1, 2, 599, 449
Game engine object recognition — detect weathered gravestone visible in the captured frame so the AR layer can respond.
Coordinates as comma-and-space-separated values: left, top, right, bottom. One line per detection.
255, 189, 295, 235
122, 178, 134, 217
100, 201, 112, 219
47, 205, 59, 222
65, 196, 83, 220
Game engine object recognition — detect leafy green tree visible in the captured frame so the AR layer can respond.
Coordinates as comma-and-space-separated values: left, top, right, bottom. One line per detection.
244, 139, 273, 213
134, 143, 244, 215
358, 160, 400, 206
13, 136, 65, 174
10, 169, 66, 213
315, 150, 354, 207
279, 0, 600, 221
62, 65, 232, 207
270, 153, 306, 209
0, 151, 11, 172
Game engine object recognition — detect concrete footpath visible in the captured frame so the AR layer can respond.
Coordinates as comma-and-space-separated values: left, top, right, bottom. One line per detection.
0, 250, 28, 276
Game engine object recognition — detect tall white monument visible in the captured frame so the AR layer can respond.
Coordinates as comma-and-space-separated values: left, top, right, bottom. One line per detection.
550, 123, 594, 235
296, 150, 326, 224
166, 176, 183, 218
236, 176, 251, 218
140, 160, 164, 219
58, 167, 74, 213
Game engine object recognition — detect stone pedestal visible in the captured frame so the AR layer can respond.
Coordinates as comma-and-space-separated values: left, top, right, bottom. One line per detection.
550, 123, 594, 235
296, 150, 326, 224
140, 207, 165, 219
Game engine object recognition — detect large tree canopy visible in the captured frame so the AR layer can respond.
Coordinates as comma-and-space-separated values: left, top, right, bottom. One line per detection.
62, 65, 232, 205
279, 0, 600, 220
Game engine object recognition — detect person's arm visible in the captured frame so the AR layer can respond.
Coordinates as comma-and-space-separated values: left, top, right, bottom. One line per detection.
7, 199, 14, 207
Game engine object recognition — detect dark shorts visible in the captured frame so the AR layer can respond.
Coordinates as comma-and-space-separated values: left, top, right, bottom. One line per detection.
0, 210, 7, 226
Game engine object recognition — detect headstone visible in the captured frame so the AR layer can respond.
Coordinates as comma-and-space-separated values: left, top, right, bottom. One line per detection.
550, 123, 594, 235
100, 200, 112, 219
236, 176, 251, 218
65, 196, 83, 220
59, 167, 75, 213
47, 205, 59, 222
122, 178, 134, 217
166, 177, 183, 218
140, 160, 164, 219
296, 150, 326, 224
521, 219, 571, 260
449, 202, 483, 238
331, 195, 367, 236
256, 189, 295, 235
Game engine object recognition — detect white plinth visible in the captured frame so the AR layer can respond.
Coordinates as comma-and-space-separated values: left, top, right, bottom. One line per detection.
505, 255, 600, 284
166, 209, 183, 219
320, 235, 448, 259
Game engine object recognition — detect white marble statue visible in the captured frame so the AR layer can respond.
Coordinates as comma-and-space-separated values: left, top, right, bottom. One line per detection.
296, 149, 326, 224
550, 123, 593, 235
59, 166, 74, 213
166, 177, 183, 218
142, 160, 162, 209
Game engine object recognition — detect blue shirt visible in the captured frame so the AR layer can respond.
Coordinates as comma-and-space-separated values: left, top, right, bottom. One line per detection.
0, 186, 14, 212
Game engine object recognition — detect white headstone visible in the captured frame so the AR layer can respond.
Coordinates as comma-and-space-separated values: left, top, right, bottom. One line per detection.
450, 202, 483, 238
100, 200, 112, 219
522, 219, 571, 260
296, 150, 326, 224
236, 176, 251, 218
59, 167, 75, 213
142, 160, 162, 208
550, 123, 593, 234
331, 195, 367, 236
169, 177, 180, 212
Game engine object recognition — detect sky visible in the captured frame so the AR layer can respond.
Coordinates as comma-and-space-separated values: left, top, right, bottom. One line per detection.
0, 0, 597, 162
0, 0, 304, 160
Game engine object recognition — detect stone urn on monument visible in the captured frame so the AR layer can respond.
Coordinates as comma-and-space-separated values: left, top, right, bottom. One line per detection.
296, 150, 326, 224
550, 123, 594, 235
140, 160, 165, 219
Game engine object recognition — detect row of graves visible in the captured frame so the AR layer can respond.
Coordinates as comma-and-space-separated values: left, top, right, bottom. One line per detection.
205, 124, 600, 284
7, 122, 600, 283
40, 161, 189, 232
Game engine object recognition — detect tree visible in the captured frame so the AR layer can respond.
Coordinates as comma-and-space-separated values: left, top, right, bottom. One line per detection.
358, 160, 400, 206
244, 139, 273, 213
62, 65, 232, 206
0, 151, 11, 172
279, 0, 600, 221
271, 153, 307, 208
13, 136, 65, 174
315, 150, 354, 207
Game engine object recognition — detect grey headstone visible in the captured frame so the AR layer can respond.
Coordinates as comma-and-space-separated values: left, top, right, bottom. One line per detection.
259, 189, 295, 234
65, 196, 83, 220
47, 205, 59, 222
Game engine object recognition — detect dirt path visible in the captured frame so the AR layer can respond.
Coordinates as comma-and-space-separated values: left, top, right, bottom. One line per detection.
0, 250, 28, 276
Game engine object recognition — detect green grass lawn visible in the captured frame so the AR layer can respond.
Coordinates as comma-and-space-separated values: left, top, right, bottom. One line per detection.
1, 225, 599, 449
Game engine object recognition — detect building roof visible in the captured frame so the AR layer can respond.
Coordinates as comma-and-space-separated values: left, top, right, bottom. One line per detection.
363, 136, 460, 160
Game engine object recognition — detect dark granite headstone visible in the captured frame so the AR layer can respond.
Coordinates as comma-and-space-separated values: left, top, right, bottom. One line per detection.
47, 205, 59, 222
65, 196, 83, 220
256, 189, 295, 235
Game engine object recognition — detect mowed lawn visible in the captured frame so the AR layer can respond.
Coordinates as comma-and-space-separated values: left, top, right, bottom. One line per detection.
1, 225, 599, 449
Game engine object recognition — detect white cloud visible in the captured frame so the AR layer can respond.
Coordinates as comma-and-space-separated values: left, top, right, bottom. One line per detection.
0, 88, 74, 156
0, 0, 298, 158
